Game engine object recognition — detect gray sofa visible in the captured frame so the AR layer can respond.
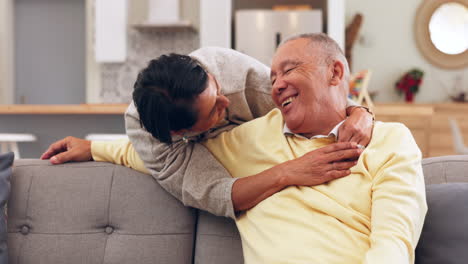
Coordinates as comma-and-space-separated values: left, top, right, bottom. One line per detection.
6, 156, 468, 264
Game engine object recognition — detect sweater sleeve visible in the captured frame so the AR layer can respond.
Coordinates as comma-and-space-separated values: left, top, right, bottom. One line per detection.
125, 102, 237, 219
363, 123, 427, 264
91, 139, 149, 174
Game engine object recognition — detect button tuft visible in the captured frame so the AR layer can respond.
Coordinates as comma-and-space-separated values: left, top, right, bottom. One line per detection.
105, 226, 114, 234
20, 225, 29, 235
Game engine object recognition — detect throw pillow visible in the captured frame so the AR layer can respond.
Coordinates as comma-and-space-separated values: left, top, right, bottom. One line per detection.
415, 183, 468, 264
0, 152, 13, 264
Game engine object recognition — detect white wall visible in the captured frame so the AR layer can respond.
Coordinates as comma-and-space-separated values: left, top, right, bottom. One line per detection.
328, 0, 345, 51
0, 0, 14, 104
346, 0, 468, 103
200, 0, 231, 48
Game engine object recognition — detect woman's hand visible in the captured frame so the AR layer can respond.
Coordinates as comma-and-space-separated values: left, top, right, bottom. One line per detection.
40, 136, 92, 164
278, 142, 363, 187
339, 106, 374, 146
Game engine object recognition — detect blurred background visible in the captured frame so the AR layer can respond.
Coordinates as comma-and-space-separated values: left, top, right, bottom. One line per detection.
0, 0, 467, 158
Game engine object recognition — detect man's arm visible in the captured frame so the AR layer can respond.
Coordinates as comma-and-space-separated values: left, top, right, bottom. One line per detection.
92, 140, 149, 174
42, 135, 362, 216
91, 138, 362, 214
364, 124, 427, 264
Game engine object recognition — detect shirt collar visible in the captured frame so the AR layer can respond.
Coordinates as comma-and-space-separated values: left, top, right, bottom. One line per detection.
283, 120, 346, 140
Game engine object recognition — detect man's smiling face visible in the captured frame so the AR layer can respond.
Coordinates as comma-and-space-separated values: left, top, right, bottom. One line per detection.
270, 38, 333, 135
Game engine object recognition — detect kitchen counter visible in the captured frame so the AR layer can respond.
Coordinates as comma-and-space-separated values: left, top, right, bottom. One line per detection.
0, 104, 128, 114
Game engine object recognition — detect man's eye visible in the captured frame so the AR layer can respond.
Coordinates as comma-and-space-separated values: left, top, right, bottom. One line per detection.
285, 67, 295, 74
271, 79, 276, 85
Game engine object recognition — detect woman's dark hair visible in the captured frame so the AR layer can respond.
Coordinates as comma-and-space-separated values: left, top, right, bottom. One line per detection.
133, 54, 208, 144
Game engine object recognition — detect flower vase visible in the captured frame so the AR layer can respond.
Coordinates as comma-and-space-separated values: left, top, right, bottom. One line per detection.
405, 92, 414, 103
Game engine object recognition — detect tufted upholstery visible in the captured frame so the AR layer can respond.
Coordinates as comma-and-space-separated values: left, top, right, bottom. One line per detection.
421, 155, 468, 184
6, 156, 468, 263
7, 160, 196, 264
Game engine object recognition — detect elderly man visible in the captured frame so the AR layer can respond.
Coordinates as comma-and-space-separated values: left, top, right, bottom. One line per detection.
202, 34, 427, 263
44, 33, 427, 263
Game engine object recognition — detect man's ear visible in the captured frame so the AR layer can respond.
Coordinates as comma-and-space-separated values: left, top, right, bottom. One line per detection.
329, 60, 345, 86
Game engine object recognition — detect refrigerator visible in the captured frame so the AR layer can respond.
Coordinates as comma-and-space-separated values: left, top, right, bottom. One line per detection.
235, 9, 323, 66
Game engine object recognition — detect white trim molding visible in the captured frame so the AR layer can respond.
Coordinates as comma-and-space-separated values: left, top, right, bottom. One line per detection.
0, 0, 15, 104
327, 0, 345, 51
86, 0, 102, 103
199, 0, 232, 48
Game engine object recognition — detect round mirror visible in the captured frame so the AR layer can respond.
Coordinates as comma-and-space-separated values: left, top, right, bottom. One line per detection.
429, 3, 468, 55
415, 0, 468, 69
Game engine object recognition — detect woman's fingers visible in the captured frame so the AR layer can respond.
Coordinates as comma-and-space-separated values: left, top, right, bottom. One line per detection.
337, 125, 353, 142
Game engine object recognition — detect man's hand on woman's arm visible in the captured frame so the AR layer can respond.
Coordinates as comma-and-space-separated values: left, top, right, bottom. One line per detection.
232, 142, 363, 212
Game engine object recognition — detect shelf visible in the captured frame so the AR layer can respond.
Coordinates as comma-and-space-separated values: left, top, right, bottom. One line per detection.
132, 21, 195, 31
0, 104, 128, 115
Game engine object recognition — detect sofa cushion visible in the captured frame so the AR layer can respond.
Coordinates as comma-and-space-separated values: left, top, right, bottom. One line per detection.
7, 160, 196, 264
0, 152, 13, 264
194, 211, 243, 264
416, 183, 468, 264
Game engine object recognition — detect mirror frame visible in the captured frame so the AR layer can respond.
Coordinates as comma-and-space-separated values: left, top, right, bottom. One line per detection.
415, 0, 468, 69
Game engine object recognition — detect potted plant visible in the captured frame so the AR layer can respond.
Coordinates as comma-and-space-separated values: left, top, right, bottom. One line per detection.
395, 69, 424, 103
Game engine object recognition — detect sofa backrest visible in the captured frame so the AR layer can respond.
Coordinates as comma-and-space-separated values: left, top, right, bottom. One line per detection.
421, 155, 468, 184
7, 160, 196, 264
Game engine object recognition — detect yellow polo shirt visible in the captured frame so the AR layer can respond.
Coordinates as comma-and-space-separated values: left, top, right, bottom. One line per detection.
92, 108, 427, 264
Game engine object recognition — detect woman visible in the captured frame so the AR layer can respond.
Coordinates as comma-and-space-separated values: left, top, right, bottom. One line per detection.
42, 47, 373, 219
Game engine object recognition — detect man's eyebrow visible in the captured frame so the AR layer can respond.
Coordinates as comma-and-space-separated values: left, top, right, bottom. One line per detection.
280, 59, 300, 69
271, 59, 301, 79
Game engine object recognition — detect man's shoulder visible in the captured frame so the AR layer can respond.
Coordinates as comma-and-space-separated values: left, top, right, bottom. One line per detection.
370, 121, 419, 152
373, 121, 411, 136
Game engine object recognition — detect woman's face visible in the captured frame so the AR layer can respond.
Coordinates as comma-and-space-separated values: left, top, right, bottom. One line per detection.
189, 74, 230, 132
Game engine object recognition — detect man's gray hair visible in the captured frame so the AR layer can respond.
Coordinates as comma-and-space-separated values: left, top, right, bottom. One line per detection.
281, 33, 350, 81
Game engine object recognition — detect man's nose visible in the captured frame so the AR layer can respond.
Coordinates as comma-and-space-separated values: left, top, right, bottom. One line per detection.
272, 78, 287, 95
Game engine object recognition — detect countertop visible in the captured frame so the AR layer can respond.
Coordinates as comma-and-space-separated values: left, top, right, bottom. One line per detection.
0, 103, 466, 115
0, 104, 128, 114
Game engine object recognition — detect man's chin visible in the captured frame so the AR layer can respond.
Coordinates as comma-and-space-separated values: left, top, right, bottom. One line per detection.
284, 119, 301, 133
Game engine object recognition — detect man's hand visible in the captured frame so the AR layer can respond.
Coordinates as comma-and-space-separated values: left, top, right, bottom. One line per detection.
280, 142, 363, 187
232, 142, 363, 211
40, 136, 92, 164
339, 106, 374, 146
